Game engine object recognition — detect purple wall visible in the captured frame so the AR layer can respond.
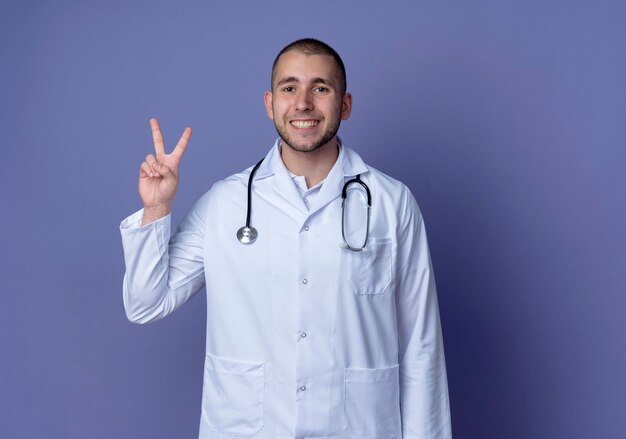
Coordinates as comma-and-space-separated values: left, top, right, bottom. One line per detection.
1, 1, 624, 438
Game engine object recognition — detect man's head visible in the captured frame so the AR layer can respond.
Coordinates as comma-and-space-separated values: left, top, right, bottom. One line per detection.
265, 38, 352, 154
271, 38, 347, 95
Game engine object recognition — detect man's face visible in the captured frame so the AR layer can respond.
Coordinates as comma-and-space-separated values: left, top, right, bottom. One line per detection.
264, 50, 352, 154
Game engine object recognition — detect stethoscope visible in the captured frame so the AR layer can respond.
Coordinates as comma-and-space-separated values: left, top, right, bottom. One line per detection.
236, 158, 372, 252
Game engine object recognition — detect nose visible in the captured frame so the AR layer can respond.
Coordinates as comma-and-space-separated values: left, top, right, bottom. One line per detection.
295, 89, 313, 112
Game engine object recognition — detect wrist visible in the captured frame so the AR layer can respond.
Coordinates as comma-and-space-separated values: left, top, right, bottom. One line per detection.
141, 205, 171, 225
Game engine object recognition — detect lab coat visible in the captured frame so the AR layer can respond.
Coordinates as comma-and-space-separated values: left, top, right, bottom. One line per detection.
120, 139, 451, 439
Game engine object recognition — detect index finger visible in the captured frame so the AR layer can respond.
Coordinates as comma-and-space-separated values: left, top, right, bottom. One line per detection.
150, 118, 166, 156
172, 126, 192, 159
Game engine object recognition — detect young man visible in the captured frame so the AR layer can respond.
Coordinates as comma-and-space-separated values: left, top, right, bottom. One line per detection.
121, 38, 451, 439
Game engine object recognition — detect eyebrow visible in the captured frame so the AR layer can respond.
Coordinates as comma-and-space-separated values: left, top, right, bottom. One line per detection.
276, 77, 335, 87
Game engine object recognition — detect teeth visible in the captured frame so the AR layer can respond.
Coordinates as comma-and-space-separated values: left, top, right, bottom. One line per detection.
291, 120, 318, 128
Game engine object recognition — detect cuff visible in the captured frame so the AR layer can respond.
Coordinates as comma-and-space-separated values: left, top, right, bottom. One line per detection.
119, 209, 171, 231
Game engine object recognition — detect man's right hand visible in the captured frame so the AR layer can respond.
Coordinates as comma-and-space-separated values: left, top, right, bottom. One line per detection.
139, 118, 192, 225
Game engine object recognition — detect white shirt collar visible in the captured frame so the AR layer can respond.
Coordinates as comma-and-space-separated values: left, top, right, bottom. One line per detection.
253, 137, 369, 182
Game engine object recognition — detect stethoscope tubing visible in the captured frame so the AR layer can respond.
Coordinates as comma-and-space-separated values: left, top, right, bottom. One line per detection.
237, 157, 371, 251
236, 158, 265, 245
341, 174, 371, 251
245, 158, 265, 228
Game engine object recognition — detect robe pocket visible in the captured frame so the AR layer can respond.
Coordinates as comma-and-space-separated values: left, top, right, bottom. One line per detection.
347, 237, 393, 295
202, 353, 264, 437
343, 364, 401, 439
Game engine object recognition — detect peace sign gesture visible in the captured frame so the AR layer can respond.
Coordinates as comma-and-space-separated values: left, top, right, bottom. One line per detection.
139, 118, 192, 225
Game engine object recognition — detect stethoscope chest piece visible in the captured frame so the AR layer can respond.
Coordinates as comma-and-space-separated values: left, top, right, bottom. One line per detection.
237, 226, 258, 245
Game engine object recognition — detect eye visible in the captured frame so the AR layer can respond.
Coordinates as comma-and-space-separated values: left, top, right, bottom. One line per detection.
282, 86, 295, 93
314, 86, 329, 93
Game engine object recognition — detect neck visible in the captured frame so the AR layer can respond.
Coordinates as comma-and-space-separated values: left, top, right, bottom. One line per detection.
280, 138, 340, 187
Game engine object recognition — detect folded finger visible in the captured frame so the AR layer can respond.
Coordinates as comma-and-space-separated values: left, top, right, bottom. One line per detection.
145, 154, 157, 166
140, 161, 154, 178
153, 162, 174, 180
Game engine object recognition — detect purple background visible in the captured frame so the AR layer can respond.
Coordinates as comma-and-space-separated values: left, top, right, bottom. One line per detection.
1, 1, 625, 438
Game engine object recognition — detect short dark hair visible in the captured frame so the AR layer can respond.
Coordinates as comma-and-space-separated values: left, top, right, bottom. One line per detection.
271, 38, 347, 94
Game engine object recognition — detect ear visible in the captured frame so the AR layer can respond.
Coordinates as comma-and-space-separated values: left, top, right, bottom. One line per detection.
340, 93, 352, 120
264, 91, 274, 120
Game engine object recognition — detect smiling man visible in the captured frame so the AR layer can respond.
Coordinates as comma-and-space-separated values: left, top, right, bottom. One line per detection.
120, 38, 451, 439
264, 42, 353, 188
266, 46, 350, 152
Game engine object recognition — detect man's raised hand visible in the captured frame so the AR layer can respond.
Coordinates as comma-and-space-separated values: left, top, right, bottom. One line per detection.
139, 118, 192, 225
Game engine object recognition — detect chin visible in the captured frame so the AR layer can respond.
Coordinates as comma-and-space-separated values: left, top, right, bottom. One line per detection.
283, 139, 329, 154
276, 123, 339, 155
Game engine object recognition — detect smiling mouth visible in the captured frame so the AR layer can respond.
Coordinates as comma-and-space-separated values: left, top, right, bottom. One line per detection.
290, 120, 319, 129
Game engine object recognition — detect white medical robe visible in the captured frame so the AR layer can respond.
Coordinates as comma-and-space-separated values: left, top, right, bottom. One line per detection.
120, 140, 451, 438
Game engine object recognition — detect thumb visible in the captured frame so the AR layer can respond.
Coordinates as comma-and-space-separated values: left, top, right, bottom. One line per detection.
153, 162, 176, 183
